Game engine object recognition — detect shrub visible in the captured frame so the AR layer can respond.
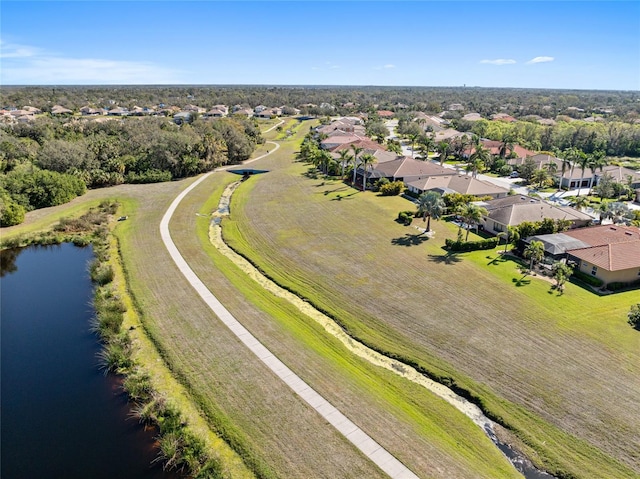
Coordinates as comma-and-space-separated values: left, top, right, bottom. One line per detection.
90, 262, 115, 285
379, 181, 404, 196
607, 279, 640, 292
397, 210, 415, 226
125, 169, 172, 184
572, 270, 604, 287
445, 238, 499, 251
629, 304, 640, 329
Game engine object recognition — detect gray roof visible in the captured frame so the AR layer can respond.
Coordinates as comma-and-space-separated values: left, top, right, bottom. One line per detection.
526, 233, 591, 255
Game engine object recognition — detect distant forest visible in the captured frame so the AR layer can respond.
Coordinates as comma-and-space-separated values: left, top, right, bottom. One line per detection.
2, 85, 639, 120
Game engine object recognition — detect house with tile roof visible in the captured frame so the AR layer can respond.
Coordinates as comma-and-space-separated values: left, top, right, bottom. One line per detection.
406, 174, 509, 198
508, 153, 564, 171
478, 195, 592, 235
466, 140, 535, 160
536, 225, 640, 287
357, 157, 451, 186
51, 105, 73, 115
557, 164, 640, 190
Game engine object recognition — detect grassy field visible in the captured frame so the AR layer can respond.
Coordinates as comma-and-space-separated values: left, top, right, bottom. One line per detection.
222, 125, 640, 477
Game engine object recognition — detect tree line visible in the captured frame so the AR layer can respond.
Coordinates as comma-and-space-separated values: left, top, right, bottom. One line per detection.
0, 115, 263, 225
2, 85, 638, 122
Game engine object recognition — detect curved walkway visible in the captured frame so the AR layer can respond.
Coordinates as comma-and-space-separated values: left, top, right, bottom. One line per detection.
159, 153, 420, 478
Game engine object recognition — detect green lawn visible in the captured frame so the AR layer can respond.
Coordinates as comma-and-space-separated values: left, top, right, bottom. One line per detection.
222, 140, 640, 478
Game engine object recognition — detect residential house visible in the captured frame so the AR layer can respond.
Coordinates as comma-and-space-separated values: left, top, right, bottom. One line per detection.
598, 165, 640, 189
317, 119, 365, 136
432, 128, 468, 143
320, 134, 367, 150
508, 153, 564, 171
331, 147, 396, 164
204, 105, 228, 118
478, 195, 592, 234
51, 105, 73, 115
173, 111, 193, 125
255, 107, 282, 119
80, 106, 106, 116
462, 112, 483, 122
377, 110, 395, 119
23, 106, 42, 114
357, 157, 451, 186
528, 225, 640, 287
413, 112, 449, 131
406, 175, 509, 198
474, 140, 535, 160
448, 103, 464, 111
491, 113, 516, 122
183, 104, 206, 113
232, 108, 254, 118
108, 107, 129, 116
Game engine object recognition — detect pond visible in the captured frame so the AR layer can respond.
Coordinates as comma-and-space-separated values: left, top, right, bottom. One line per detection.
1, 243, 175, 479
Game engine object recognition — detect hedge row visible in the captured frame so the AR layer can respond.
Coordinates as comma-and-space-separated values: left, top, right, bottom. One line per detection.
445, 238, 499, 252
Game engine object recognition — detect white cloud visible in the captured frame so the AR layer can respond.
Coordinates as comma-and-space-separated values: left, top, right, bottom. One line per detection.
480, 59, 516, 65
374, 64, 397, 70
0, 40, 40, 58
527, 56, 554, 64
0, 39, 185, 84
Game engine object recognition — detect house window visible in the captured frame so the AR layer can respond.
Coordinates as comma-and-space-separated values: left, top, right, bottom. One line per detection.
591, 266, 598, 276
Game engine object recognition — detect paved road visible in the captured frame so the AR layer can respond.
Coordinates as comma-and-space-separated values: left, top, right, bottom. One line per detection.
159, 150, 420, 479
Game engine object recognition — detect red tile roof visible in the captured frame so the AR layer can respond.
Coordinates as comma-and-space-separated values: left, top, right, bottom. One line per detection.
569, 241, 640, 271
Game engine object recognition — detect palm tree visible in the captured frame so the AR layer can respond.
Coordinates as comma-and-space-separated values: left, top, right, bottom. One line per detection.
531, 168, 549, 189
360, 153, 377, 191
337, 150, 352, 178
469, 144, 490, 178
544, 161, 558, 176
574, 150, 590, 196
496, 231, 510, 253
457, 203, 488, 241
499, 133, 516, 159
417, 191, 445, 233
524, 240, 545, 273
417, 135, 435, 160
437, 141, 450, 166
599, 201, 632, 224
570, 195, 589, 211
350, 145, 363, 186
454, 134, 470, 160
409, 133, 420, 158
587, 150, 607, 195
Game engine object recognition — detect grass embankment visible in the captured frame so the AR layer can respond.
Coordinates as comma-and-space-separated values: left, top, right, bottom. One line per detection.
172, 168, 521, 476
221, 150, 640, 478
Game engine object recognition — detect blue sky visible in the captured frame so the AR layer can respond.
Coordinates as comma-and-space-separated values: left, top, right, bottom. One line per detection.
1, 1, 639, 90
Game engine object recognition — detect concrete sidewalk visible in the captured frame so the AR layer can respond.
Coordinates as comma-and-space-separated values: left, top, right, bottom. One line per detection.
159, 170, 420, 479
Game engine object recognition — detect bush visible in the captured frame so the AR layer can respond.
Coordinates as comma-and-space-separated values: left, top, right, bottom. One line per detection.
572, 270, 604, 287
445, 238, 499, 251
125, 169, 172, 184
0, 197, 26, 226
606, 279, 640, 292
629, 304, 640, 329
397, 210, 415, 226
379, 181, 404, 196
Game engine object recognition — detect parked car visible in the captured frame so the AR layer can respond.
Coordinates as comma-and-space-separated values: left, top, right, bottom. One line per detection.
509, 171, 519, 178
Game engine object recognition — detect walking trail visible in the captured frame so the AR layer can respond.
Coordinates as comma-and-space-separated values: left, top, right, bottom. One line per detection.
159, 142, 420, 479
